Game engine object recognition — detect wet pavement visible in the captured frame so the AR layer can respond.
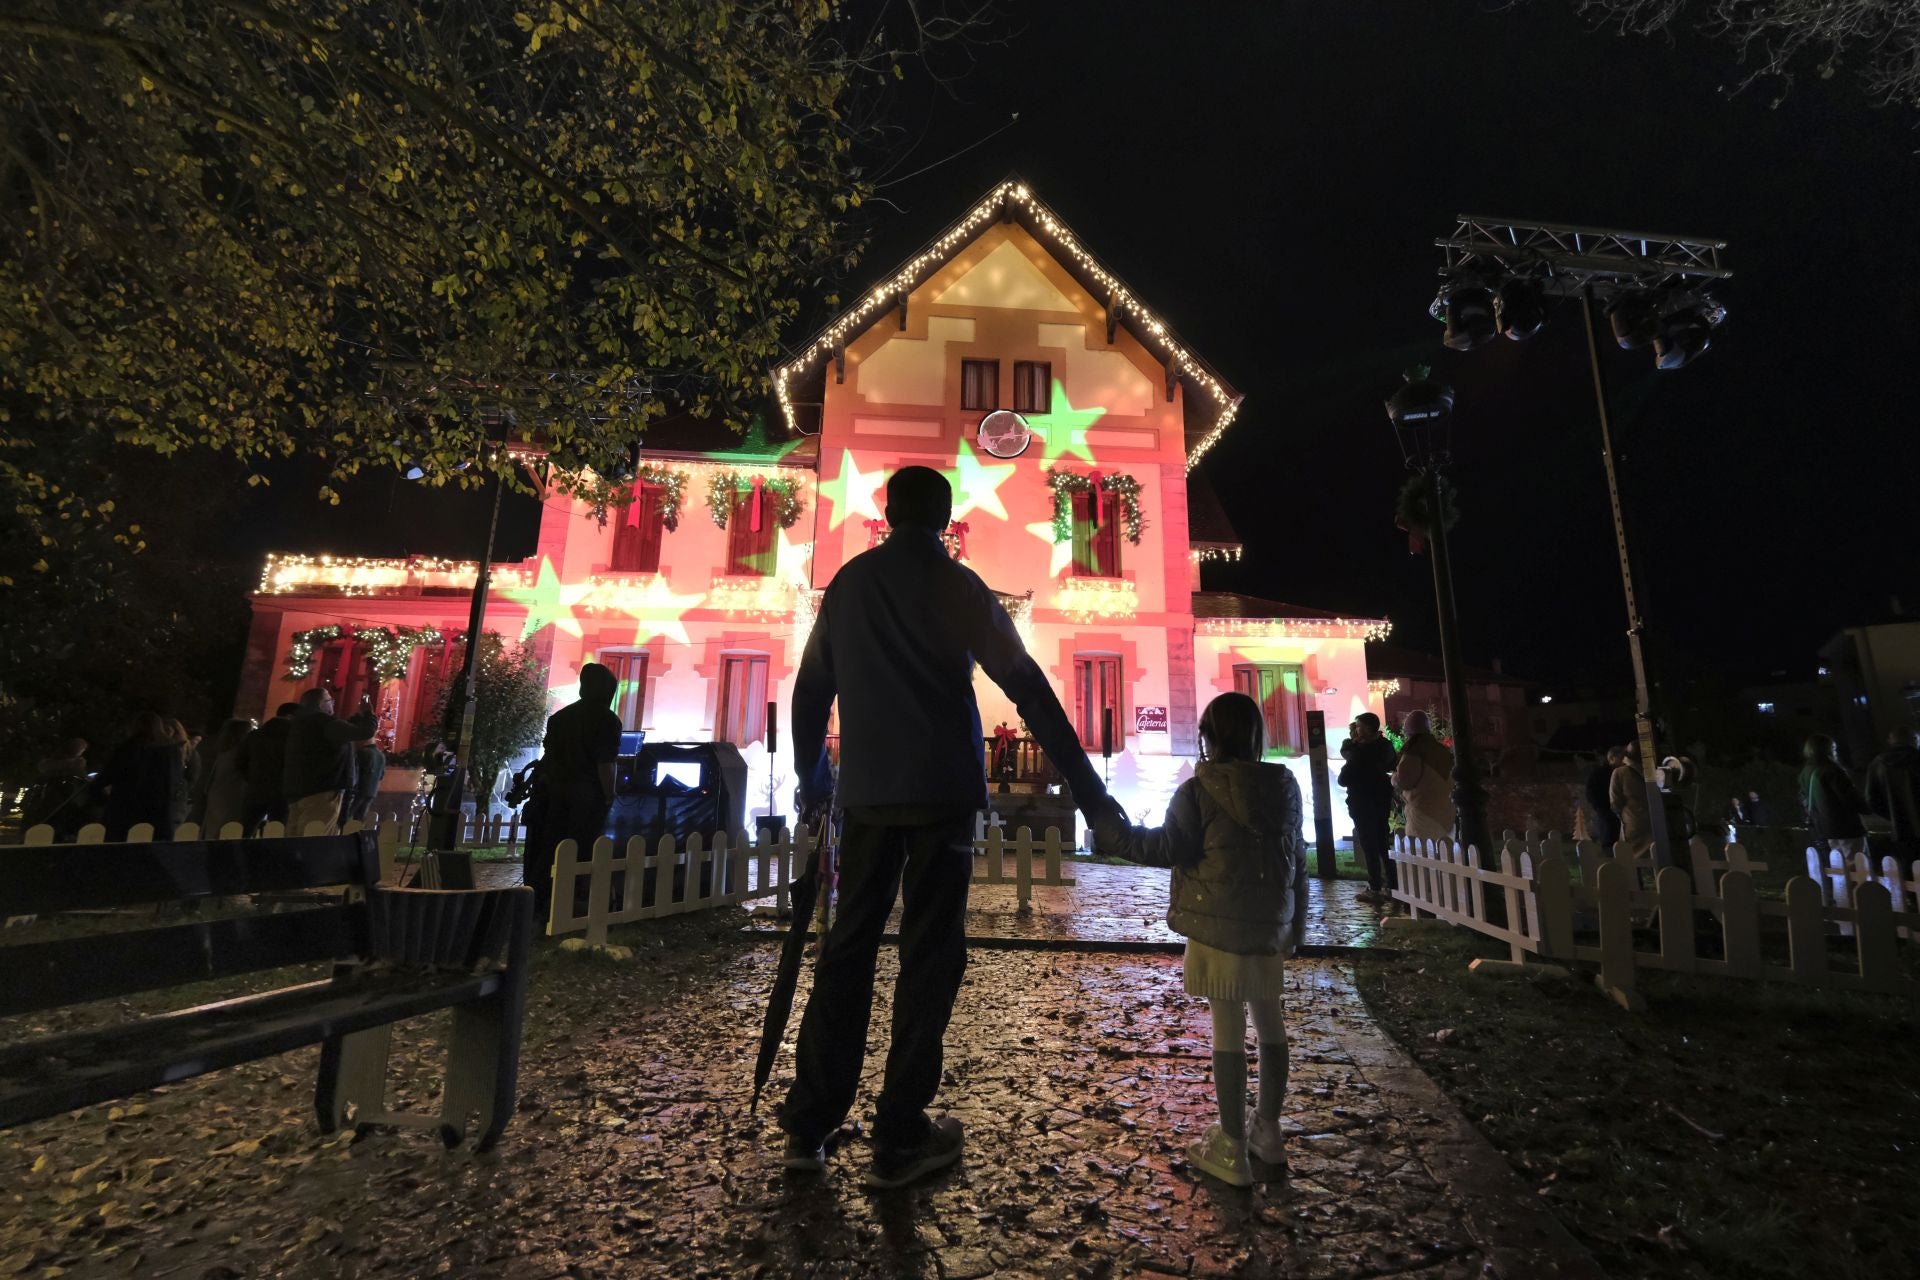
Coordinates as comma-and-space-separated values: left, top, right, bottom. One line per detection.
0, 905, 1593, 1280
472, 855, 1385, 950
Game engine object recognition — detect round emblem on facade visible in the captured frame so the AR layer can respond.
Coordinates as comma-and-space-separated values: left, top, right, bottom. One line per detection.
976, 409, 1033, 459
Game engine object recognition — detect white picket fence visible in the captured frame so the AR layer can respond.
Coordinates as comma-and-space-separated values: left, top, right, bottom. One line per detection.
547, 823, 1080, 944
1803, 847, 1920, 939
1391, 832, 1918, 1008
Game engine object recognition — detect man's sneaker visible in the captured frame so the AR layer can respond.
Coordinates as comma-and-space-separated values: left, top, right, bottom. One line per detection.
1247, 1113, 1288, 1167
780, 1132, 826, 1173
1185, 1124, 1253, 1188
1355, 888, 1383, 904
863, 1116, 964, 1189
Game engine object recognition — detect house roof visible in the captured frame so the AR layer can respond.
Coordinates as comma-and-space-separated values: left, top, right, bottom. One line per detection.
1192, 592, 1353, 622
772, 176, 1244, 469
1365, 642, 1533, 687
1185, 470, 1240, 547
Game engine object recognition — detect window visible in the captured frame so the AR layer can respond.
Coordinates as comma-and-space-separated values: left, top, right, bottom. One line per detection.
1233, 664, 1307, 757
1072, 655, 1124, 752
603, 651, 649, 731
961, 359, 1000, 411
717, 653, 770, 745
314, 637, 371, 711
1070, 488, 1123, 577
610, 482, 667, 574
1013, 361, 1052, 413
726, 489, 779, 576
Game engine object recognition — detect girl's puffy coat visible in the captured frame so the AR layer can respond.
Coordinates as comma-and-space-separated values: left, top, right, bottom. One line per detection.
1113, 760, 1308, 956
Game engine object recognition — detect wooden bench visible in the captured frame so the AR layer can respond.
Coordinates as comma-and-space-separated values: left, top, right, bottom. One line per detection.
0, 830, 533, 1151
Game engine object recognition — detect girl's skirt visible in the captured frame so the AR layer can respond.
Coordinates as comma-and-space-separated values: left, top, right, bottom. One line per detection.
1182, 938, 1288, 1001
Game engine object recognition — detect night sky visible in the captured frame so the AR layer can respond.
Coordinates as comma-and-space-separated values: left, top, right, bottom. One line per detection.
267, 1, 1920, 691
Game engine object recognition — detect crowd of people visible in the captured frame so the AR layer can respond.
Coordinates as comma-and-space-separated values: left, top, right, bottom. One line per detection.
24, 688, 389, 842
1336, 709, 1457, 906
1799, 728, 1920, 862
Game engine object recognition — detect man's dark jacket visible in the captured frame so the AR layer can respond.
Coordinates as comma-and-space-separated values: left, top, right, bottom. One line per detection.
1338, 736, 1397, 810
1801, 761, 1867, 841
794, 528, 1104, 812
283, 708, 377, 799
1866, 744, 1920, 847
237, 716, 294, 808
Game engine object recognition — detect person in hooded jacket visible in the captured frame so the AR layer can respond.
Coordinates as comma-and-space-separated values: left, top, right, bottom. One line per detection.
1093, 691, 1306, 1187
1392, 710, 1456, 844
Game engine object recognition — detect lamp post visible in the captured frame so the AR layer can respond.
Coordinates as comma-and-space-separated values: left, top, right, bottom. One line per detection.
1384, 370, 1494, 864
426, 465, 505, 851
1428, 216, 1731, 871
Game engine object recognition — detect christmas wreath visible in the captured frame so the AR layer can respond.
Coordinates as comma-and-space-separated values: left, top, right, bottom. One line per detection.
1046, 470, 1144, 545
707, 471, 804, 531
1393, 471, 1459, 552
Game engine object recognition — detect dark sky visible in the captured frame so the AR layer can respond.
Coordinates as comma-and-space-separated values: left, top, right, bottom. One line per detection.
269, 1, 1919, 691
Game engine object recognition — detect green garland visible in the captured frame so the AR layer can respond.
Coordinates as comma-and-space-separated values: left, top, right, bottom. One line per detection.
633, 466, 685, 531
1046, 470, 1144, 545
706, 471, 804, 530
1394, 471, 1459, 536
284, 626, 342, 679
355, 626, 443, 681
284, 624, 440, 681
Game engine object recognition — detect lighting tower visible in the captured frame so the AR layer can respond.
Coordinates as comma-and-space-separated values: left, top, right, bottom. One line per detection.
1430, 216, 1732, 871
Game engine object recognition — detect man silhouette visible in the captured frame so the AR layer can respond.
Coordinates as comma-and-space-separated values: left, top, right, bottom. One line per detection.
780, 466, 1112, 1188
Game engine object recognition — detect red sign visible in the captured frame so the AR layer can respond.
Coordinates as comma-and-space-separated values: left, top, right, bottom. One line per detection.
1135, 705, 1169, 733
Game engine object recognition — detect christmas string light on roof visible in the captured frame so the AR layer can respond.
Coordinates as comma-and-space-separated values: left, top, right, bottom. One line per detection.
1189, 546, 1242, 564
1368, 678, 1403, 698
772, 180, 1243, 471
1196, 616, 1393, 643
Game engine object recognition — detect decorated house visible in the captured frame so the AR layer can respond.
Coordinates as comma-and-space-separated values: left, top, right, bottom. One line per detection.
240, 179, 1390, 838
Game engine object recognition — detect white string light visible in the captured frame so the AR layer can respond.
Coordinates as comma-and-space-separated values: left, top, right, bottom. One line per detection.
1196, 616, 1393, 643
1049, 577, 1139, 623
772, 180, 1243, 471
1189, 545, 1242, 564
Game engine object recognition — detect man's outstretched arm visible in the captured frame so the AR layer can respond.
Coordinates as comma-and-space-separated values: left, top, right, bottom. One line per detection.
792, 593, 837, 813
965, 576, 1108, 812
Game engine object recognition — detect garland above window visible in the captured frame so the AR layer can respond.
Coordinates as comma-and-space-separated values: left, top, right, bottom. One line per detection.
707, 471, 804, 532
284, 626, 342, 679
283, 624, 441, 681
632, 466, 685, 531
1046, 470, 1144, 545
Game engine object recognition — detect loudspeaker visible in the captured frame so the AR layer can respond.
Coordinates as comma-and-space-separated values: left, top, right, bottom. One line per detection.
766, 701, 778, 755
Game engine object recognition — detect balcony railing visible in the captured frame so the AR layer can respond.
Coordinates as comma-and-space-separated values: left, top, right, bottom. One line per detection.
817, 735, 1060, 788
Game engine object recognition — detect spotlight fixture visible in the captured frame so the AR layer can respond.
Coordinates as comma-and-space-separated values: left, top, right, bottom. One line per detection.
1606, 291, 1663, 350
1652, 299, 1723, 370
1430, 277, 1497, 351
1495, 278, 1547, 341
1384, 369, 1455, 427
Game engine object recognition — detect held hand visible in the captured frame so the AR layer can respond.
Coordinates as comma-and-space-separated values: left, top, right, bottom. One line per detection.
1086, 795, 1130, 856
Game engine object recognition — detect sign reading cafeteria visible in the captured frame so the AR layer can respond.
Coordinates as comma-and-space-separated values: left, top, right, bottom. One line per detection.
1135, 706, 1169, 734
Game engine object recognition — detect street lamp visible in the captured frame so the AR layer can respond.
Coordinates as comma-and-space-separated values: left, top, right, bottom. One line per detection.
1384, 369, 1494, 864
1427, 216, 1732, 872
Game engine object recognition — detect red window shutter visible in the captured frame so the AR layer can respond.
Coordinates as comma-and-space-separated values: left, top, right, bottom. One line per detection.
1070, 489, 1093, 577
633, 484, 664, 573
1093, 494, 1122, 577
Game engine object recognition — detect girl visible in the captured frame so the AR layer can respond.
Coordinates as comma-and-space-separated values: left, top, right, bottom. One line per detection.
1094, 691, 1307, 1186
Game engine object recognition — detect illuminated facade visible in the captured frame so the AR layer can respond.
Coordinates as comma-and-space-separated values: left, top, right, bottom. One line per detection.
242, 179, 1388, 835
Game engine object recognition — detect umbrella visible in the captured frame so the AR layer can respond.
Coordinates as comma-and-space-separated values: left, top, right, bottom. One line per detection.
751, 807, 833, 1115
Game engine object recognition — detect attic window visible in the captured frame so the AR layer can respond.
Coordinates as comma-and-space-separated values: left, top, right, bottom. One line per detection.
1013, 362, 1051, 413
961, 359, 999, 411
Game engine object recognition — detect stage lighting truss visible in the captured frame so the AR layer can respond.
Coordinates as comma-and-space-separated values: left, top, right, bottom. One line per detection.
1433, 215, 1730, 366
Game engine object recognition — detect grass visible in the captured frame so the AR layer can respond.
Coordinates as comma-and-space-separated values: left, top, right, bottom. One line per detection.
1353, 926, 1920, 1280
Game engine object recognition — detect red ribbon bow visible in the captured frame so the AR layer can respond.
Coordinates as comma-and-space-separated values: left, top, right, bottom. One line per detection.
947, 520, 969, 560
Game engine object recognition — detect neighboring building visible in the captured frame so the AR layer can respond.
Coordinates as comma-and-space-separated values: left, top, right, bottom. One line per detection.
1365, 644, 1537, 776
241, 178, 1389, 835
1820, 620, 1920, 767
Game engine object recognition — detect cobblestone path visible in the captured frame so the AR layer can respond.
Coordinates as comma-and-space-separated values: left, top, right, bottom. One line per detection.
0, 913, 1529, 1280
